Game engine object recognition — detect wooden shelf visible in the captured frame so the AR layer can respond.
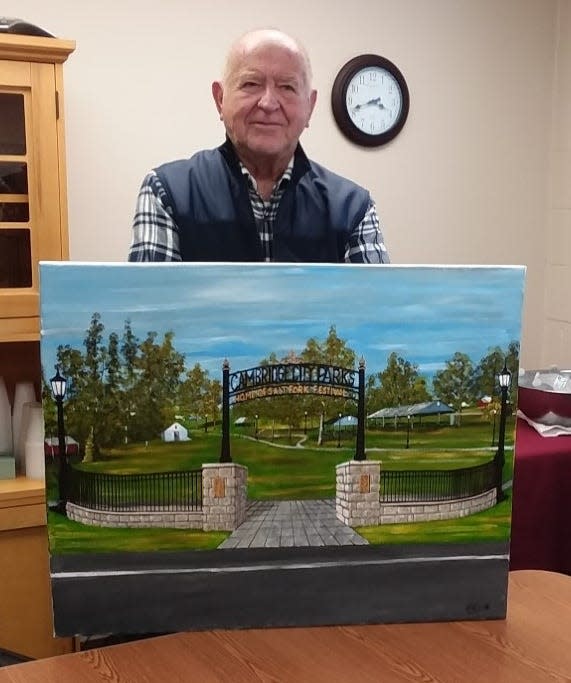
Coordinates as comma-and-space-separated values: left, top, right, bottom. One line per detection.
0, 477, 46, 532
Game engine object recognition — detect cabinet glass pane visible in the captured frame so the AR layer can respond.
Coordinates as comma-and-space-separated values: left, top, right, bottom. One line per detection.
0, 203, 29, 222
0, 94, 26, 155
0, 162, 28, 193
0, 229, 32, 287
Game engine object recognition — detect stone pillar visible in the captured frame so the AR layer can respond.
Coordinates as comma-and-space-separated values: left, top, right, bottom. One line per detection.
336, 460, 381, 527
202, 463, 248, 531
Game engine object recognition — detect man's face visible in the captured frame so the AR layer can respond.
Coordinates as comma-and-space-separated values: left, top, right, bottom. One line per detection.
212, 41, 317, 168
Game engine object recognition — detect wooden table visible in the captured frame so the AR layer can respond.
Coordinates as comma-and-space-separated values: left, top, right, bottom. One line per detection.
0, 570, 569, 682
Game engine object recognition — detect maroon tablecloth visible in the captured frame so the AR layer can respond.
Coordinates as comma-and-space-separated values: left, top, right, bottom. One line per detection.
510, 418, 571, 572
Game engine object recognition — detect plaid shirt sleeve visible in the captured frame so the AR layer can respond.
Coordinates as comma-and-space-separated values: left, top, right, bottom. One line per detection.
128, 171, 182, 262
344, 200, 390, 264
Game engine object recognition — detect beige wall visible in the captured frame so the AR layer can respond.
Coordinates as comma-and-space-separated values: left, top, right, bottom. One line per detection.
6, 0, 563, 368
544, 0, 571, 368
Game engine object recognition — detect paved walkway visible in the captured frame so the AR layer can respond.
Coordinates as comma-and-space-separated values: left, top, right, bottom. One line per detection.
219, 499, 369, 550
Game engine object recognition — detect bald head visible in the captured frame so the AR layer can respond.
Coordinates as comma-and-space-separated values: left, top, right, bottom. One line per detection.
222, 29, 313, 93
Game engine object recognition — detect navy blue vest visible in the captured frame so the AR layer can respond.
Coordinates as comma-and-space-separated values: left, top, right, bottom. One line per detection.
154, 140, 370, 262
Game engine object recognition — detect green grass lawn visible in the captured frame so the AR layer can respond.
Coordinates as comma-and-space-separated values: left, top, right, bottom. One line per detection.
46, 421, 515, 554
47, 510, 229, 554
320, 414, 515, 450
356, 494, 513, 545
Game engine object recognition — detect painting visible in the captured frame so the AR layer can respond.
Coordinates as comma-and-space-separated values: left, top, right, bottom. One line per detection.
39, 262, 525, 636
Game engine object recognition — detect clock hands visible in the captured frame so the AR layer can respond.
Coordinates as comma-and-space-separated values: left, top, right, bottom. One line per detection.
351, 97, 386, 113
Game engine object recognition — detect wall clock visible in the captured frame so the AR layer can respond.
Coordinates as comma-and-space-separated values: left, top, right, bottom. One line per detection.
331, 54, 409, 147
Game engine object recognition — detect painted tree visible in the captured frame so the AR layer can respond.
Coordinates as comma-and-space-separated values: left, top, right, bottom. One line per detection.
120, 319, 140, 442
432, 352, 475, 418
203, 378, 222, 427
53, 315, 114, 456
178, 363, 207, 418
300, 326, 358, 443
120, 319, 139, 382
98, 331, 124, 448
322, 325, 356, 368
178, 363, 221, 426
472, 341, 520, 429
367, 352, 431, 411
82, 313, 107, 455
239, 327, 359, 443
471, 346, 506, 399
472, 342, 520, 397
131, 330, 185, 440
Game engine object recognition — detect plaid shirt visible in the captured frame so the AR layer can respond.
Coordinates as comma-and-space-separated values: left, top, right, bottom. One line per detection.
129, 161, 390, 263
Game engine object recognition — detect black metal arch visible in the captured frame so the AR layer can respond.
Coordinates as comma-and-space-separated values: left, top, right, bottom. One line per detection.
220, 359, 366, 463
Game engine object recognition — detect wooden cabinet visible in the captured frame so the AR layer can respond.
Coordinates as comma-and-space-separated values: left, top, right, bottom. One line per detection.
0, 34, 76, 659
0, 34, 75, 342
0, 478, 75, 659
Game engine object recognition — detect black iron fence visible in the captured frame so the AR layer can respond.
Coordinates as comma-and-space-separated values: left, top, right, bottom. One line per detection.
380, 460, 496, 503
68, 468, 203, 512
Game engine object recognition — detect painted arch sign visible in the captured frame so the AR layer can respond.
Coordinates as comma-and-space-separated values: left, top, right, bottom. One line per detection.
228, 362, 359, 403
221, 359, 366, 462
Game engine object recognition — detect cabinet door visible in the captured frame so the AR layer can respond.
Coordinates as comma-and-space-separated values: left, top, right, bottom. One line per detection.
0, 60, 63, 338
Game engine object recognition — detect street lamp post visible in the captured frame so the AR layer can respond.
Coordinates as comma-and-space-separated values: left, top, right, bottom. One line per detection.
491, 408, 497, 447
50, 366, 69, 516
255, 414, 259, 440
495, 364, 512, 502
406, 414, 411, 449
337, 413, 342, 448
304, 410, 308, 435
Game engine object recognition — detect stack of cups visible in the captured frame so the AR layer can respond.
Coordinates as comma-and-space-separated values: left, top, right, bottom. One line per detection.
23, 402, 45, 480
0, 377, 12, 457
12, 382, 37, 475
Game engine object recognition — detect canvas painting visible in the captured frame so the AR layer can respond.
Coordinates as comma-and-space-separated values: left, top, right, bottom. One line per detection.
39, 262, 525, 636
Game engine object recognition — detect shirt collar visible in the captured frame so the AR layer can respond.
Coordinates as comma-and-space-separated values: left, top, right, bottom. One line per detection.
239, 157, 294, 195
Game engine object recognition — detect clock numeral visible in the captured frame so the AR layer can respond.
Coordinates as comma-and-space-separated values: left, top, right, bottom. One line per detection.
359, 75, 366, 85
351, 84, 358, 94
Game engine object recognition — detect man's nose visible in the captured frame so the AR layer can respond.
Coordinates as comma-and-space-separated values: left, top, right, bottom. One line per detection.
258, 86, 280, 111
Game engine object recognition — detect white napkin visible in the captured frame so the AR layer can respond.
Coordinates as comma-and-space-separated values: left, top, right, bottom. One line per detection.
517, 410, 571, 437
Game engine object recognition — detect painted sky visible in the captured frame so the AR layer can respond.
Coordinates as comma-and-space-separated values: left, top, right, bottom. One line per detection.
39, 263, 525, 380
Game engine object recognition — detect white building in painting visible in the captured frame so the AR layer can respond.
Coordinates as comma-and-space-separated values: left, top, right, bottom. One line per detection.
161, 422, 189, 442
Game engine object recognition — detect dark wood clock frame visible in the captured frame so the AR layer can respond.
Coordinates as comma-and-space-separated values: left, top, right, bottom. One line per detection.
331, 53, 410, 147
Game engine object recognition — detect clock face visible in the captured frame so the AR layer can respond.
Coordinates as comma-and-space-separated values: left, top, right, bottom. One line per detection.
345, 67, 403, 136
331, 54, 409, 147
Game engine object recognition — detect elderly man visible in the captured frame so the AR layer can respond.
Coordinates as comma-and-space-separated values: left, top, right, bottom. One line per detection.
128, 29, 389, 263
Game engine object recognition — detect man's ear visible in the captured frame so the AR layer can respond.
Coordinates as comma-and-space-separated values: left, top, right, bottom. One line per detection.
212, 81, 224, 119
306, 89, 318, 128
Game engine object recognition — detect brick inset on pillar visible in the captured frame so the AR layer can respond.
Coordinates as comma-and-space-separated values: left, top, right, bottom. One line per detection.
336, 460, 381, 527
213, 477, 225, 498
202, 463, 248, 531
